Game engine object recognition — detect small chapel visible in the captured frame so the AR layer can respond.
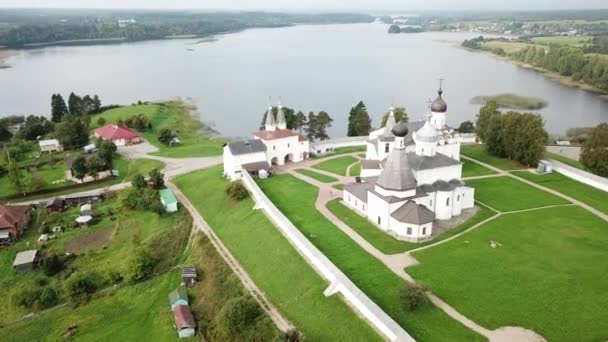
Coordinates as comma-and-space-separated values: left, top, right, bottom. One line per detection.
342, 87, 475, 242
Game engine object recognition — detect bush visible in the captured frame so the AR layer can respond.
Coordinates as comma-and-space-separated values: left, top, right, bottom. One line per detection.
65, 272, 99, 303
11, 285, 59, 310
107, 270, 123, 285
131, 174, 146, 189
29, 173, 47, 191
214, 296, 264, 340
148, 168, 164, 190
225, 181, 248, 201
280, 329, 306, 342
158, 128, 175, 146
399, 283, 428, 311
38, 287, 59, 309
42, 253, 65, 276
97, 117, 106, 126
125, 246, 159, 283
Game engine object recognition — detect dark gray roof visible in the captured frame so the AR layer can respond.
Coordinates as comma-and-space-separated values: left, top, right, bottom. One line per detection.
406, 152, 461, 171
433, 180, 454, 191
391, 121, 409, 137
391, 201, 435, 224
376, 148, 417, 191
361, 160, 381, 170
343, 182, 374, 202
449, 179, 464, 187
242, 161, 270, 172
228, 139, 267, 155
370, 187, 428, 203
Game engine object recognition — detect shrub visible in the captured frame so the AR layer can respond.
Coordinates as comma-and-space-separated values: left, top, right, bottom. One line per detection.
65, 272, 99, 303
42, 253, 65, 276
37, 287, 59, 309
158, 128, 175, 146
97, 117, 106, 126
131, 174, 146, 189
148, 168, 164, 189
11, 285, 59, 310
398, 283, 428, 311
214, 296, 264, 340
107, 270, 123, 285
29, 173, 47, 191
280, 329, 306, 342
125, 247, 159, 283
225, 181, 248, 201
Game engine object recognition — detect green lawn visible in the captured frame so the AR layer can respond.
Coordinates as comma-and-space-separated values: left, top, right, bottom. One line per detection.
258, 175, 483, 341
512, 171, 608, 215
326, 199, 496, 254
407, 206, 608, 342
462, 159, 496, 177
332, 184, 345, 190
313, 156, 358, 176
531, 35, 592, 47
93, 101, 226, 158
461, 144, 525, 170
544, 151, 585, 170
173, 166, 382, 342
0, 163, 70, 196
466, 176, 568, 212
0, 195, 192, 324
295, 169, 338, 183
349, 162, 361, 176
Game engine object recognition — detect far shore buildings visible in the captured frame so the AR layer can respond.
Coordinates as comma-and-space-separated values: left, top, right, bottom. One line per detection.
223, 102, 309, 180
94, 124, 141, 146
343, 87, 475, 242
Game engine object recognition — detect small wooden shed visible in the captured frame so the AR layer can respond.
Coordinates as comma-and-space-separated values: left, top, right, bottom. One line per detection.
181, 265, 198, 287
46, 198, 65, 213
159, 188, 178, 213
13, 250, 38, 271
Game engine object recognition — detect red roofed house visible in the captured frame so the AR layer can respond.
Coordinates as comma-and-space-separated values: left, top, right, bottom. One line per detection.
172, 304, 196, 339
94, 124, 141, 146
253, 103, 309, 166
0, 205, 32, 245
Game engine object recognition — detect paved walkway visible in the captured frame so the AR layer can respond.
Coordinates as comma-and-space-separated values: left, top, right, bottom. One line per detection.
167, 182, 293, 333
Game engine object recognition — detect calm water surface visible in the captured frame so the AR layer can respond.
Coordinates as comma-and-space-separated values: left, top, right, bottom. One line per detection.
1, 23, 607, 137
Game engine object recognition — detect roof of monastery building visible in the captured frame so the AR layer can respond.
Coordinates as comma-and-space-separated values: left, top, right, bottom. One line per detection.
254, 128, 299, 140
228, 139, 267, 155
391, 201, 435, 224
375, 123, 417, 191
431, 88, 448, 113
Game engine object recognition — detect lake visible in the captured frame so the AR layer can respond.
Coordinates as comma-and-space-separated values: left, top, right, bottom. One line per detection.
1, 22, 607, 137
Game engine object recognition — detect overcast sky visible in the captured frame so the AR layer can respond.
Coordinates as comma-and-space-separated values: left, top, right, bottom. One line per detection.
1, 0, 607, 11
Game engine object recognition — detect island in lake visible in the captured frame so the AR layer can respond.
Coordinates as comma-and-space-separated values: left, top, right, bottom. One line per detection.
471, 93, 548, 110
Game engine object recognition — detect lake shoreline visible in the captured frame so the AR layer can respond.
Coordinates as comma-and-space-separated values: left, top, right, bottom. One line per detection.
0, 50, 16, 69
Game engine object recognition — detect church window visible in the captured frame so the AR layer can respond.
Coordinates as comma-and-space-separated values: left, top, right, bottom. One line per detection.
273, 145, 276, 151
288, 143, 290, 148
446, 197, 450, 206
377, 216, 381, 225
348, 195, 351, 201
363, 205, 366, 211
430, 199, 433, 207
457, 195, 460, 201
385, 143, 390, 153
355, 200, 358, 206
407, 227, 412, 235
422, 148, 425, 154
423, 227, 427, 235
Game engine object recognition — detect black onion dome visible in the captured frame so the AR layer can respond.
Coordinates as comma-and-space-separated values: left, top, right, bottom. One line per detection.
431, 89, 447, 113
391, 121, 409, 137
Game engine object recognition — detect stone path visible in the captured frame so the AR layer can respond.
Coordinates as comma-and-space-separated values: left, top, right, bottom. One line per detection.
280, 156, 547, 342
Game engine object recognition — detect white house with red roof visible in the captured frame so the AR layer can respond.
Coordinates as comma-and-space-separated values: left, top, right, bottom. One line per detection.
94, 124, 141, 146
223, 102, 309, 180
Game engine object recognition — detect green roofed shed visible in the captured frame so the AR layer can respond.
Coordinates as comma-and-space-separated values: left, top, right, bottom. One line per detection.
159, 188, 178, 213
168, 286, 188, 310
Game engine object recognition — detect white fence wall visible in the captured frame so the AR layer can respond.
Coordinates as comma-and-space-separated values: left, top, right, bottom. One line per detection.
546, 159, 608, 192
241, 172, 415, 342
310, 136, 368, 155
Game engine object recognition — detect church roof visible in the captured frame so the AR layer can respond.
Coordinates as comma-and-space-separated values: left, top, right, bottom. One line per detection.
416, 115, 439, 143
431, 89, 447, 113
265, 106, 275, 127
391, 201, 435, 224
344, 182, 374, 202
228, 139, 266, 155
254, 129, 298, 140
406, 152, 461, 170
361, 160, 381, 170
376, 147, 417, 191
276, 105, 287, 127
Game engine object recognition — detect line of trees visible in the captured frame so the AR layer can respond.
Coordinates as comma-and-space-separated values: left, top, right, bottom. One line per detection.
259, 106, 333, 142
476, 101, 548, 167
580, 123, 608, 177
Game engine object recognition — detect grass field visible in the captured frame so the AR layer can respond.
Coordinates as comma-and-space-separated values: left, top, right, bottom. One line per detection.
462, 159, 496, 178
93, 101, 226, 158
258, 175, 484, 341
0, 163, 70, 196
295, 169, 338, 183
479, 40, 535, 54
466, 176, 568, 212
349, 162, 361, 176
512, 171, 608, 215
461, 144, 525, 170
173, 166, 382, 341
0, 194, 192, 324
313, 156, 358, 176
326, 199, 496, 254
531, 35, 592, 47
544, 151, 585, 170
407, 206, 608, 342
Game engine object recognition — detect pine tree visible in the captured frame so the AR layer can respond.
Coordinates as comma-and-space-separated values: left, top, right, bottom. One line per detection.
347, 101, 366, 136
68, 92, 83, 115
51, 94, 68, 123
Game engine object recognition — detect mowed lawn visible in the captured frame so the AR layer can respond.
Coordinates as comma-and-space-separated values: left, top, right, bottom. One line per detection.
94, 101, 226, 158
513, 171, 608, 215
349, 162, 361, 176
258, 175, 483, 341
407, 206, 608, 342
295, 169, 338, 183
313, 156, 358, 176
461, 144, 525, 170
173, 166, 382, 342
3, 272, 180, 342
326, 199, 496, 254
466, 176, 568, 212
461, 159, 496, 177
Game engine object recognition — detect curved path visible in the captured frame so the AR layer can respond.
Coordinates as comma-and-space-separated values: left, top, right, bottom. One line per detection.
279, 156, 547, 342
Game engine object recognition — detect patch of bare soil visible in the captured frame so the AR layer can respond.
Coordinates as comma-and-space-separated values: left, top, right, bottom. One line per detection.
65, 227, 113, 254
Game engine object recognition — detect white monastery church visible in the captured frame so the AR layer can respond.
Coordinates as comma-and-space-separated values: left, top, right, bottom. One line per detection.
223, 102, 309, 180
343, 87, 475, 242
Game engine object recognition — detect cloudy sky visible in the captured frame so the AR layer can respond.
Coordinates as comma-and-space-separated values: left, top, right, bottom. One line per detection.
1, 0, 607, 11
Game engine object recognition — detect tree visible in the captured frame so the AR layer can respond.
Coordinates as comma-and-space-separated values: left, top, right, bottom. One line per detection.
307, 111, 333, 141
158, 128, 175, 145
126, 247, 159, 282
476, 101, 500, 142
55, 114, 89, 149
92, 95, 102, 113
380, 107, 408, 127
97, 117, 106, 126
87, 156, 102, 180
65, 272, 98, 303
399, 284, 428, 311
132, 174, 147, 189
148, 168, 164, 189
580, 123, 608, 177
7, 160, 26, 196
16, 115, 54, 141
293, 111, 307, 134
352, 109, 372, 136
458, 120, 475, 133
0, 124, 12, 142
347, 101, 367, 136
68, 92, 83, 115
97, 140, 117, 167
72, 156, 88, 182
29, 172, 47, 191
42, 253, 65, 276
51, 94, 68, 123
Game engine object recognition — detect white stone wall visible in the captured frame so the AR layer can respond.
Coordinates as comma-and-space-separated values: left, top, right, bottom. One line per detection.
343, 190, 368, 215
461, 187, 475, 209
437, 142, 461, 161
261, 136, 304, 165
311, 136, 368, 156
414, 164, 462, 185
388, 218, 432, 241
223, 146, 268, 181
367, 192, 391, 229
241, 172, 414, 342
434, 190, 454, 220
546, 159, 608, 192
